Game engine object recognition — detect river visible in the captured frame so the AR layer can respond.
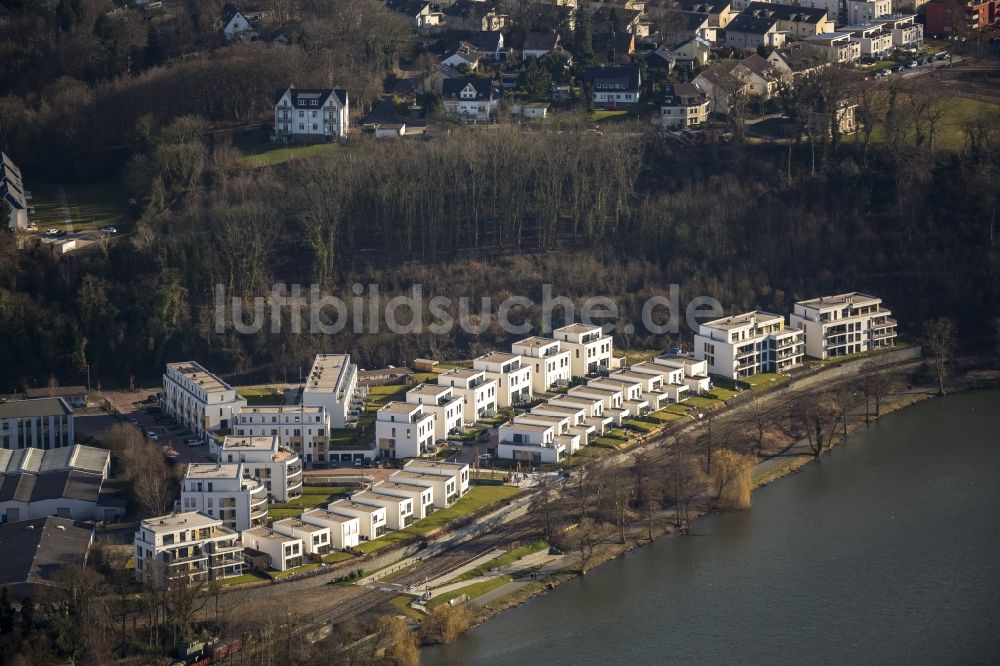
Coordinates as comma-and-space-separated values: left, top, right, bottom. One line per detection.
422, 390, 1000, 665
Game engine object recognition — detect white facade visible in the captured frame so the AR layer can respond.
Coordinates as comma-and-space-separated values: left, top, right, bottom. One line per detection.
530, 403, 595, 446
375, 402, 436, 459
652, 356, 712, 393
553, 323, 615, 377
300, 508, 360, 550
241, 527, 304, 571
790, 292, 897, 359
629, 361, 690, 402
803, 32, 862, 63
219, 436, 303, 503
272, 518, 332, 556
134, 512, 244, 583
403, 459, 471, 496
328, 499, 387, 541
388, 471, 458, 508
222, 10, 252, 40
163, 362, 246, 443
437, 368, 498, 423
351, 490, 414, 530
843, 23, 895, 56
587, 378, 649, 417
274, 88, 349, 140
694, 311, 805, 380
473, 352, 534, 407
545, 394, 613, 433
301, 353, 362, 428
497, 419, 564, 464
0, 398, 74, 450
567, 385, 628, 425
373, 481, 436, 520
234, 405, 330, 469
180, 463, 268, 532
406, 384, 464, 441
512, 337, 572, 392
847, 0, 892, 23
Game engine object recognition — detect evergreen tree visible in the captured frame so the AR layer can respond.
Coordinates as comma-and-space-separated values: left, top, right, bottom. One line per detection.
574, 7, 594, 64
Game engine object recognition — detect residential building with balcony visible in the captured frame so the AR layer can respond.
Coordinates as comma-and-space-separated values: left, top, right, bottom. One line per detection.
388, 471, 459, 508
790, 292, 897, 359
803, 32, 862, 62
652, 355, 713, 393
553, 323, 616, 377
273, 87, 348, 141
403, 459, 471, 496
436, 368, 498, 424
545, 394, 614, 433
610, 370, 673, 409
567, 384, 629, 425
841, 22, 894, 56
350, 489, 414, 530
512, 337, 572, 392
373, 481, 436, 520
272, 518, 332, 557
0, 398, 75, 451
300, 508, 360, 550
405, 384, 464, 441
660, 82, 710, 128
179, 463, 267, 532
473, 352, 534, 407
233, 405, 337, 469
219, 436, 302, 502
163, 362, 246, 444
376, 402, 436, 458
134, 512, 244, 583
628, 361, 691, 402
587, 377, 650, 417
327, 499, 387, 540
301, 353, 363, 428
694, 311, 805, 379
847, 0, 892, 23
497, 420, 566, 464
530, 402, 596, 446
874, 13, 923, 47
240, 527, 303, 571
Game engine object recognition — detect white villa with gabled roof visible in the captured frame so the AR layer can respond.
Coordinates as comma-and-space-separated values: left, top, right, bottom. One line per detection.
274, 87, 350, 141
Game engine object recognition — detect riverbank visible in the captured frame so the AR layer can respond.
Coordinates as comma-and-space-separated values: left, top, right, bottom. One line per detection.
433, 372, 1000, 646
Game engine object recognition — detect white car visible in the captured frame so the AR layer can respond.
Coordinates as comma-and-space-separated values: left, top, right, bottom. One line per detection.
147, 431, 159, 441
101, 226, 117, 234
46, 228, 59, 235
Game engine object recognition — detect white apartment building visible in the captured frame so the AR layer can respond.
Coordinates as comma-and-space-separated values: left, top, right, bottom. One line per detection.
272, 518, 332, 557
134, 512, 244, 583
327, 499, 387, 541
0, 398, 75, 450
803, 32, 862, 63
790, 292, 897, 359
219, 436, 303, 503
388, 471, 458, 508
847, 0, 892, 24
842, 22, 894, 56
553, 323, 615, 377
497, 419, 565, 464
546, 394, 614, 434
437, 368, 498, 424
403, 460, 471, 497
273, 87, 349, 140
373, 481, 435, 520
241, 527, 303, 571
530, 403, 596, 446
587, 378, 649, 418
610, 370, 672, 409
180, 463, 267, 532
694, 311, 805, 380
300, 508, 360, 550
351, 490, 414, 530
232, 405, 348, 469
405, 384, 464, 441
653, 355, 713, 393
163, 362, 246, 443
567, 385, 629, 425
301, 354, 363, 429
473, 352, 533, 407
875, 14, 923, 48
629, 361, 691, 402
375, 402, 436, 459
511, 337, 572, 393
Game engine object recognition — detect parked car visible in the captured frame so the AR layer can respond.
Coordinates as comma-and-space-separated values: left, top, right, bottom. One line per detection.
906, 61, 917, 69
147, 432, 159, 441
46, 228, 59, 235
187, 439, 204, 447
101, 226, 117, 234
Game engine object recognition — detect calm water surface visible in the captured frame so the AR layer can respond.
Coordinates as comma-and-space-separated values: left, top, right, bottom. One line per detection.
423, 390, 1000, 665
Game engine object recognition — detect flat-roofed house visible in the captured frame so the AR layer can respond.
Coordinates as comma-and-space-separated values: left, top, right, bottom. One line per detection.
437, 368, 498, 424
694, 310, 805, 379
373, 481, 436, 519
350, 489, 414, 530
134, 512, 244, 583
301, 354, 362, 428
219, 436, 303, 502
512, 337, 571, 392
629, 361, 691, 402
403, 459, 471, 497
653, 355, 712, 393
272, 518, 332, 556
545, 394, 614, 434
327, 499, 387, 540
405, 384, 464, 441
497, 418, 566, 463
163, 362, 246, 444
241, 526, 303, 571
180, 463, 268, 532
388, 470, 458, 508
0, 398, 75, 451
375, 402, 436, 459
530, 402, 596, 446
300, 508, 360, 550
473, 352, 533, 407
790, 292, 896, 359
553, 323, 615, 377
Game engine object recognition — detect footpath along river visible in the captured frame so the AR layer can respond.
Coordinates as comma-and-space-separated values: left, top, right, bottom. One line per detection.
423, 390, 1000, 665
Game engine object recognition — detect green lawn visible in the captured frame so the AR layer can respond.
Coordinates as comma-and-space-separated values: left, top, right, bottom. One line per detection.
562, 445, 612, 466
389, 594, 425, 619
619, 350, 658, 365
238, 387, 284, 405
322, 551, 355, 564
219, 571, 269, 586
647, 409, 683, 423
859, 96, 999, 153
708, 387, 740, 401
592, 109, 628, 121
685, 395, 723, 410
626, 419, 658, 433
268, 485, 351, 519
428, 575, 512, 607
241, 142, 334, 167
744, 372, 791, 392
453, 540, 548, 583
270, 562, 322, 579
28, 181, 132, 232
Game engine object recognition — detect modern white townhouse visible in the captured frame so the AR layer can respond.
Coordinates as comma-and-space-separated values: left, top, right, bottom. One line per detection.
653, 355, 713, 393
847, 0, 892, 23
300, 508, 360, 550
530, 403, 596, 447
629, 362, 691, 402
272, 518, 332, 557
134, 512, 244, 583
841, 22, 894, 57
511, 337, 572, 393
553, 323, 615, 378
372, 481, 436, 520
497, 419, 567, 464
241, 527, 304, 571
375, 402, 436, 459
874, 14, 923, 48
610, 370, 672, 410
790, 292, 897, 360
567, 385, 629, 425
546, 394, 614, 434
587, 378, 649, 418
0, 444, 123, 524
388, 471, 459, 508
301, 354, 363, 429
405, 384, 464, 441
218, 436, 303, 503
163, 362, 246, 444
327, 499, 387, 541
473, 352, 534, 407
179, 463, 268, 532
273, 87, 349, 141
350, 490, 414, 530
437, 368, 498, 424
233, 405, 337, 469
403, 460, 471, 497
694, 311, 805, 380
803, 32, 861, 63
0, 398, 74, 451
512, 411, 575, 450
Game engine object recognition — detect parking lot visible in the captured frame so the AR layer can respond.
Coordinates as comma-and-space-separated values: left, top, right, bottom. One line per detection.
101, 390, 214, 464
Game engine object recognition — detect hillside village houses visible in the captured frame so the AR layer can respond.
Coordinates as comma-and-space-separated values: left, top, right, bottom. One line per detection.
441, 77, 500, 120
219, 3, 266, 41
660, 82, 711, 127
273, 87, 350, 142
